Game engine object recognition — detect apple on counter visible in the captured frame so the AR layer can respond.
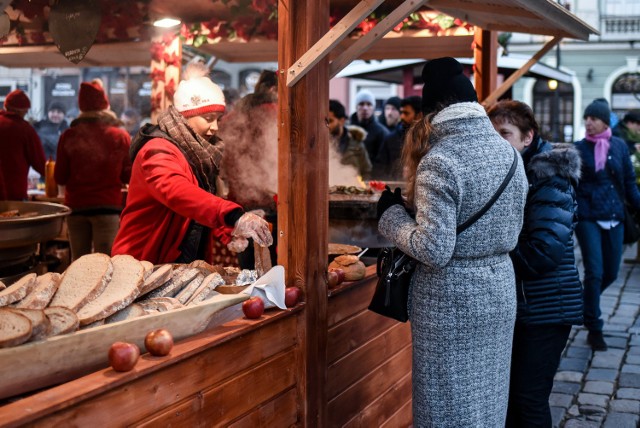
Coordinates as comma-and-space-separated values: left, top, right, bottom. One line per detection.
284, 286, 302, 307
108, 341, 140, 372
242, 296, 265, 319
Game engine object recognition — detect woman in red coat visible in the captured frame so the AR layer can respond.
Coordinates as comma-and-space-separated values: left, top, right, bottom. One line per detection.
112, 63, 272, 264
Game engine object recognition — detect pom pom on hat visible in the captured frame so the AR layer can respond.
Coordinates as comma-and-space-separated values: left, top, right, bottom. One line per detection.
173, 62, 225, 118
421, 57, 478, 115
79, 79, 109, 112
4, 89, 31, 111
583, 99, 611, 126
355, 90, 375, 106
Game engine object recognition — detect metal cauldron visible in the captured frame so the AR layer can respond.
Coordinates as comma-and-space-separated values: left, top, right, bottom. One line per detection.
0, 201, 71, 269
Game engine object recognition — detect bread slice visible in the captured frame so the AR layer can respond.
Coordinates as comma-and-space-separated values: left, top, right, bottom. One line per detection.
14, 272, 61, 310
139, 264, 173, 296
7, 308, 49, 341
43, 307, 79, 337
49, 253, 114, 311
0, 273, 38, 307
146, 266, 200, 299
140, 260, 154, 277
76, 255, 145, 326
138, 297, 183, 314
0, 281, 6, 291
186, 273, 224, 306
81, 319, 105, 329
0, 309, 32, 348
175, 273, 206, 304
105, 303, 146, 324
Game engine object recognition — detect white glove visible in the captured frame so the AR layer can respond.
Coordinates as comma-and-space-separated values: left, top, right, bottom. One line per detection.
232, 212, 273, 247
227, 236, 249, 253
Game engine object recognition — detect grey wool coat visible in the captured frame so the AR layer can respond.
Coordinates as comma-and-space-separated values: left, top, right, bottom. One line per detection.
379, 102, 528, 427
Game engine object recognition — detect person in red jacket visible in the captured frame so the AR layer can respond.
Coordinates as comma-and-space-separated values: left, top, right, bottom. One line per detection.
0, 89, 46, 200
55, 79, 132, 260
112, 63, 272, 264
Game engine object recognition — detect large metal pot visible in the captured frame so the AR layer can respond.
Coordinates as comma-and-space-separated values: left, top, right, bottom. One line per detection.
0, 201, 71, 268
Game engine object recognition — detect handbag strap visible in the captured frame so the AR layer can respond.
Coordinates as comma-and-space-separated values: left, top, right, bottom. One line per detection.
456, 147, 518, 235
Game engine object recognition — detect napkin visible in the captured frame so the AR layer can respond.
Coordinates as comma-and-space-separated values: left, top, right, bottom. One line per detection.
241, 265, 286, 309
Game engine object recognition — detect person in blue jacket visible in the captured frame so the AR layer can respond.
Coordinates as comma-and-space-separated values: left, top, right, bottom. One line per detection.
574, 99, 640, 351
488, 100, 583, 427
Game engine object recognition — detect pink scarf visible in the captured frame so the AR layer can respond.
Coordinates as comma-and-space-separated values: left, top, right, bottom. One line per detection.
586, 127, 612, 172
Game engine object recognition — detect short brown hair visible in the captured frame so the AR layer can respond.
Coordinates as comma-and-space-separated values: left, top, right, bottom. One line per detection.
486, 99, 539, 137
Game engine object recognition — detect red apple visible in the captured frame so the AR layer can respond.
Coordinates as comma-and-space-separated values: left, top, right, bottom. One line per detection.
329, 268, 346, 284
144, 328, 174, 356
327, 270, 340, 288
108, 341, 140, 372
284, 286, 302, 308
242, 296, 265, 319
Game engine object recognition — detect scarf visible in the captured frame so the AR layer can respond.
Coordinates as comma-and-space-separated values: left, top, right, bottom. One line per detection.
586, 127, 612, 172
155, 105, 224, 193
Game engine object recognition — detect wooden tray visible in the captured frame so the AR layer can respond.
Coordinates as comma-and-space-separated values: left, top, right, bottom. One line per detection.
0, 293, 249, 400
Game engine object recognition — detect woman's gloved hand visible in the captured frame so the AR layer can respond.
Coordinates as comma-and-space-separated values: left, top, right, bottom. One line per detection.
232, 212, 273, 247
376, 186, 404, 220
227, 236, 249, 253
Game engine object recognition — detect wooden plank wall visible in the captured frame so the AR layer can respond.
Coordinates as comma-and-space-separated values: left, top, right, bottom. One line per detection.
326, 275, 413, 427
2, 311, 301, 427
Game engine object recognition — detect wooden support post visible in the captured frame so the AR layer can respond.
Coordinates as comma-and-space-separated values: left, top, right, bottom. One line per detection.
482, 36, 561, 107
473, 28, 497, 103
278, 0, 329, 426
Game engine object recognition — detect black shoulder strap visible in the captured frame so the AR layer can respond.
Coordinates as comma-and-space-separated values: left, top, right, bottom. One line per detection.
456, 147, 518, 235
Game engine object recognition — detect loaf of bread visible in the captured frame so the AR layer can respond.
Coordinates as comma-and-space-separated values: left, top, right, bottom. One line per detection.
175, 273, 206, 304
43, 307, 79, 337
76, 255, 145, 326
328, 255, 366, 281
139, 264, 172, 296
49, 253, 114, 311
254, 242, 272, 277
0, 273, 38, 307
106, 303, 146, 324
146, 266, 200, 299
0, 309, 32, 347
14, 272, 61, 310
186, 273, 224, 306
7, 308, 49, 341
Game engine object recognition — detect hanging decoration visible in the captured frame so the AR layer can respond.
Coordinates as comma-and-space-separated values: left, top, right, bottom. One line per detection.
150, 31, 181, 122
48, 0, 101, 64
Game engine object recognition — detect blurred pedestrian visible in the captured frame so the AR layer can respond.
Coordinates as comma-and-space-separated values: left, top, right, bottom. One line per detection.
349, 89, 389, 165
574, 99, 640, 351
488, 99, 583, 427
328, 99, 372, 178
55, 79, 132, 260
0, 89, 45, 200
378, 96, 401, 132
34, 101, 68, 160
612, 109, 640, 154
377, 57, 528, 426
120, 108, 141, 139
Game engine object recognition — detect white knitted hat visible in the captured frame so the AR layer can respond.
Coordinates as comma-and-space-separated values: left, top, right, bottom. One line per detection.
173, 63, 225, 118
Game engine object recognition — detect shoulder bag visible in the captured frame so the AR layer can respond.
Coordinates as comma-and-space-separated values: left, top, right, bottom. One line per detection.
369, 147, 519, 322
606, 164, 640, 244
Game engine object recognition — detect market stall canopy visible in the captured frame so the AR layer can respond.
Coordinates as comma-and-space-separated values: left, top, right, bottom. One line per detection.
0, 0, 596, 68
337, 54, 575, 84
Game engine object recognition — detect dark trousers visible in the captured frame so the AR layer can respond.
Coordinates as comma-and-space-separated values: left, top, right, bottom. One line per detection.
505, 321, 572, 428
575, 221, 624, 332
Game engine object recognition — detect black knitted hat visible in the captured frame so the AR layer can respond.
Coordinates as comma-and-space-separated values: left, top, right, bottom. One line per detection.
384, 96, 402, 110
624, 109, 640, 123
421, 57, 478, 115
583, 99, 611, 125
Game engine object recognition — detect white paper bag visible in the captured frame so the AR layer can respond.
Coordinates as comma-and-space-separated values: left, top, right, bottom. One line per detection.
241, 265, 286, 310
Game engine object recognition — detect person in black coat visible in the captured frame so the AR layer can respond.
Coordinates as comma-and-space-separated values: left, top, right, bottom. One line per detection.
34, 101, 68, 160
349, 89, 389, 173
488, 100, 583, 427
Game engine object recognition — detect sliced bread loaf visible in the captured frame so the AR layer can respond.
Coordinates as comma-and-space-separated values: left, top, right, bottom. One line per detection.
0, 273, 37, 307
7, 308, 49, 341
186, 273, 225, 306
139, 264, 173, 296
43, 307, 79, 337
138, 297, 183, 314
146, 266, 199, 299
105, 303, 146, 324
0, 309, 32, 348
175, 273, 206, 304
76, 255, 145, 326
49, 253, 113, 311
14, 272, 61, 309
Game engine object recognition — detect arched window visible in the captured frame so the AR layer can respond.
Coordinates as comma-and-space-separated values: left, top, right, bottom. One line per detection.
532, 80, 574, 143
611, 72, 640, 119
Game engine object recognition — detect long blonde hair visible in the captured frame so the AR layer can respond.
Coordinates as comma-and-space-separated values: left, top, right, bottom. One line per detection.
402, 113, 435, 207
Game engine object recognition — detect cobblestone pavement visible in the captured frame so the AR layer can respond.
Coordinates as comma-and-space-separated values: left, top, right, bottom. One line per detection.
552, 245, 640, 428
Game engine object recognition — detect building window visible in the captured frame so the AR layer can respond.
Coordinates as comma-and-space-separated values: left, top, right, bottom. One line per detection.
611, 72, 640, 118
532, 80, 574, 143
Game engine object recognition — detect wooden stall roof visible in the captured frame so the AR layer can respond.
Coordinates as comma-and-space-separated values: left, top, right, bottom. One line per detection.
0, 0, 596, 68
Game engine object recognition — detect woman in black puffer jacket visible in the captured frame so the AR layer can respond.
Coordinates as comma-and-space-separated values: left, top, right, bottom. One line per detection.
488, 100, 583, 428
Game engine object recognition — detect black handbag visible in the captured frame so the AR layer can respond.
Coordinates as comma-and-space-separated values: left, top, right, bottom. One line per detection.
369, 147, 519, 322
606, 164, 640, 244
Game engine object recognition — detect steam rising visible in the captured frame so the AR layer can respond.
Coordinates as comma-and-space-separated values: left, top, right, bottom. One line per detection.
182, 62, 210, 81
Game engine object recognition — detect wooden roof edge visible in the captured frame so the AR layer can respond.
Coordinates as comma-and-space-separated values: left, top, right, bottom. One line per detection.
510, 0, 599, 40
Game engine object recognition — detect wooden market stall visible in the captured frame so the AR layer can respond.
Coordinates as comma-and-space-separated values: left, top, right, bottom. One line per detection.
0, 1, 596, 426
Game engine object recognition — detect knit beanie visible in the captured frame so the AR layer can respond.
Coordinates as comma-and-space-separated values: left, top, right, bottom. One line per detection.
48, 101, 66, 114
384, 96, 402, 111
173, 62, 225, 118
421, 57, 478, 115
355, 90, 375, 106
583, 99, 611, 126
79, 79, 109, 112
624, 109, 640, 124
4, 89, 30, 111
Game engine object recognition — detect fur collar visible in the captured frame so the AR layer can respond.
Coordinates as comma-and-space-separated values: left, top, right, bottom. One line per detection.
432, 102, 485, 125
528, 142, 581, 182
345, 124, 367, 142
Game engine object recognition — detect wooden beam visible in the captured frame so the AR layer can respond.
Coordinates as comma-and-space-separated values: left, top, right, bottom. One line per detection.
428, 0, 533, 19
286, 0, 384, 87
473, 29, 497, 103
278, 0, 330, 426
481, 36, 561, 107
329, 0, 427, 79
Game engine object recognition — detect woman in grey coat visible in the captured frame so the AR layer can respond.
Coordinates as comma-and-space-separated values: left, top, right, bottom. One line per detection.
376, 57, 528, 427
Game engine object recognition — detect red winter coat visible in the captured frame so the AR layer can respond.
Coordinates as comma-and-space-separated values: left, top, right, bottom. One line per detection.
54, 116, 131, 210
0, 110, 46, 200
111, 138, 241, 264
